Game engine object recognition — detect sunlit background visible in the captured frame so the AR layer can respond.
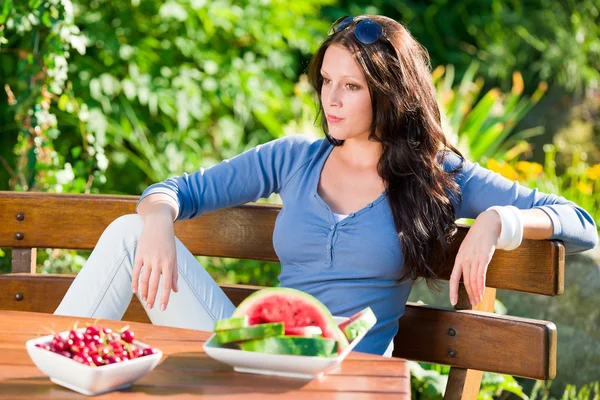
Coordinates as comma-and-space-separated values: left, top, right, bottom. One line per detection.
1, 1, 598, 397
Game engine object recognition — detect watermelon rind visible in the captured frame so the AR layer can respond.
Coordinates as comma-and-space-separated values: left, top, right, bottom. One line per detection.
240, 336, 337, 357
284, 326, 322, 337
214, 316, 249, 332
216, 322, 283, 344
338, 307, 377, 341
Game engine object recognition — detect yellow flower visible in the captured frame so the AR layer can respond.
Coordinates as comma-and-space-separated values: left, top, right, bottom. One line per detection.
515, 161, 544, 178
512, 71, 524, 96
586, 164, 600, 180
487, 159, 519, 181
576, 182, 593, 195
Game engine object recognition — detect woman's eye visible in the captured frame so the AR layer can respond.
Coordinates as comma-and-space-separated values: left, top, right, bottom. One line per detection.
321, 77, 358, 90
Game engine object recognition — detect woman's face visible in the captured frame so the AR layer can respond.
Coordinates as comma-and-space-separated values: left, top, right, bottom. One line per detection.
320, 44, 373, 142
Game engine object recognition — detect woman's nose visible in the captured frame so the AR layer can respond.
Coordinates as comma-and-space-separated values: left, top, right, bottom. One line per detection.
327, 87, 342, 108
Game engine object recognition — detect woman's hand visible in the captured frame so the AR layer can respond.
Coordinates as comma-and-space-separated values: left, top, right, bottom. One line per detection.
449, 210, 502, 307
132, 209, 179, 311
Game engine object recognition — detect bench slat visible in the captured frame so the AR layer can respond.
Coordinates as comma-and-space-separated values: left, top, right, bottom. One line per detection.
1, 191, 279, 262
0, 191, 564, 295
0, 274, 556, 380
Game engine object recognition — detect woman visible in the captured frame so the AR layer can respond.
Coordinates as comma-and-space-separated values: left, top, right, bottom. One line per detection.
55, 15, 598, 357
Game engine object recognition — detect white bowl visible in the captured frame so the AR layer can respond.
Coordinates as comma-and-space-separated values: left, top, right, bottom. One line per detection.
203, 316, 367, 379
25, 328, 163, 396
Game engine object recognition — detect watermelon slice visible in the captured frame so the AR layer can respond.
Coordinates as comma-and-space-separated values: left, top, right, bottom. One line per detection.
285, 326, 322, 337
214, 316, 249, 332
241, 336, 337, 357
232, 288, 349, 354
216, 322, 283, 344
338, 307, 377, 341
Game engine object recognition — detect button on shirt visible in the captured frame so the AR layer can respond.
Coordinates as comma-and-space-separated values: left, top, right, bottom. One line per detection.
137, 135, 598, 356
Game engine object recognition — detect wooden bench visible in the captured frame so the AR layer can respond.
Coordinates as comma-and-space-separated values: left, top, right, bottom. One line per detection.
0, 191, 564, 399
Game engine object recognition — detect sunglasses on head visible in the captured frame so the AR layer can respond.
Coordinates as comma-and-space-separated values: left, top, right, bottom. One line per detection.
328, 16, 387, 45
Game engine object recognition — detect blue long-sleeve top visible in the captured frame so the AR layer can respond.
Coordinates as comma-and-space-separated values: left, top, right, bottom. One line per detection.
138, 135, 598, 355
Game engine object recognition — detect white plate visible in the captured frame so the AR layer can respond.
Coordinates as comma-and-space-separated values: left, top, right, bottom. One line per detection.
25, 328, 162, 396
202, 316, 367, 379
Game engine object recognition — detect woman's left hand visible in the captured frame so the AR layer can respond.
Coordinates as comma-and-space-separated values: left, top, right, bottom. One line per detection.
449, 209, 502, 307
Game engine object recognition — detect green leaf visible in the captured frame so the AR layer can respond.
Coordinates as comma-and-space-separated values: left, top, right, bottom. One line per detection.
461, 88, 500, 144
0, 0, 10, 25
471, 122, 504, 161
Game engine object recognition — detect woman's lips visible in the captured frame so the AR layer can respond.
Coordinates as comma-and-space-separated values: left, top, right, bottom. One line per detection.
326, 114, 344, 123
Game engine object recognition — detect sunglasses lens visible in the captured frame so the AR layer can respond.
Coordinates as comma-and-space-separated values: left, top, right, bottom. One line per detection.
354, 20, 383, 44
334, 16, 354, 33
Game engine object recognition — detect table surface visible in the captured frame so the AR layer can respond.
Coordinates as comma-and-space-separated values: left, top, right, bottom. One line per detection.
0, 310, 411, 399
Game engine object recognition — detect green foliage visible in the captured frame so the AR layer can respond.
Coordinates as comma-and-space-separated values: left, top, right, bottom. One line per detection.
410, 363, 600, 400
409, 362, 449, 400
1, 0, 330, 195
327, 0, 600, 93
479, 373, 529, 400
200, 257, 280, 287
433, 62, 547, 162
531, 380, 600, 400
38, 249, 90, 275
65, 0, 329, 193
0, 0, 90, 192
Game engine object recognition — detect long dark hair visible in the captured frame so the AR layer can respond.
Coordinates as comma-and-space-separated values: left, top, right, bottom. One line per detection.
307, 15, 464, 288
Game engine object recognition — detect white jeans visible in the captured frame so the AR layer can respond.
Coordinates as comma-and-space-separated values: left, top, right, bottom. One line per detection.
54, 214, 236, 331
54, 214, 394, 357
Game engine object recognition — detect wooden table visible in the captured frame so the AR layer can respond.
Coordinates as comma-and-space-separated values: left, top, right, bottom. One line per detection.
0, 311, 411, 399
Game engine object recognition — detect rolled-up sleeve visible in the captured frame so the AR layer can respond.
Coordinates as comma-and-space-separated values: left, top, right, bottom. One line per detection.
442, 152, 598, 254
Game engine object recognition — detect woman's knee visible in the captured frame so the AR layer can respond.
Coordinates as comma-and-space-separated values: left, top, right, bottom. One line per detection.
103, 214, 144, 240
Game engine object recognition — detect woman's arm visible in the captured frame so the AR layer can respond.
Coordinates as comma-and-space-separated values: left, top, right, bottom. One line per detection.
137, 193, 179, 221
519, 208, 554, 239
481, 207, 554, 241
443, 153, 599, 254
135, 135, 318, 220
443, 152, 598, 307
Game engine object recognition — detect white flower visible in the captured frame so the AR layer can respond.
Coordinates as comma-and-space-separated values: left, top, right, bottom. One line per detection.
96, 152, 109, 171
56, 163, 75, 185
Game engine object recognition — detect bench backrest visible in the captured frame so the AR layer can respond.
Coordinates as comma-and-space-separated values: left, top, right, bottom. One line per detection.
0, 191, 564, 399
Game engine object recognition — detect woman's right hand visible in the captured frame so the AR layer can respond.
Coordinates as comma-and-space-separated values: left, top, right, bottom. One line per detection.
132, 200, 180, 312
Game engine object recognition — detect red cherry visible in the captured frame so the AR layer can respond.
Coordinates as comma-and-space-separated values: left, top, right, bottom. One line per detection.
53, 339, 68, 352
120, 329, 135, 344
85, 326, 101, 336
72, 354, 91, 365
59, 350, 72, 358
91, 354, 104, 366
97, 346, 110, 357
84, 333, 101, 344
142, 347, 158, 356
105, 355, 121, 364
109, 341, 123, 352
70, 339, 86, 353
69, 330, 85, 342
85, 342, 98, 354
35, 343, 51, 351
127, 344, 139, 359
